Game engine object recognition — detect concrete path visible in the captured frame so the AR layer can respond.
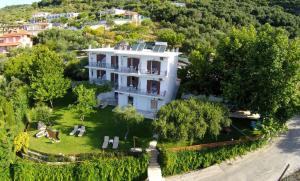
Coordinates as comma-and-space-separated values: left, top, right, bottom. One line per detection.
147, 141, 165, 181
166, 116, 300, 181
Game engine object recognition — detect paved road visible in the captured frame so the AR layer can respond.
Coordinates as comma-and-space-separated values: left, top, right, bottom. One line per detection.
166, 116, 300, 181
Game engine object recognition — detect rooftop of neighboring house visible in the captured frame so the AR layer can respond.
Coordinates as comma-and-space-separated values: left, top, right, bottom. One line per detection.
0, 42, 20, 47
1, 29, 32, 38
86, 41, 181, 57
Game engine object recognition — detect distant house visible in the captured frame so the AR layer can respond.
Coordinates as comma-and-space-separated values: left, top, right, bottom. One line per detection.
85, 41, 181, 119
99, 8, 146, 26
31, 12, 79, 23
22, 23, 53, 36
171, 2, 186, 7
0, 30, 32, 54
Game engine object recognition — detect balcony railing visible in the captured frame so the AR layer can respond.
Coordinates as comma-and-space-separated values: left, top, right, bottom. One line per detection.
116, 86, 166, 98
88, 62, 118, 69
87, 63, 167, 77
90, 78, 109, 85
115, 67, 167, 76
139, 69, 167, 76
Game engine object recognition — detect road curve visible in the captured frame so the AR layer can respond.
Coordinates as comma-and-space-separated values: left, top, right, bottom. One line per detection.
166, 116, 300, 181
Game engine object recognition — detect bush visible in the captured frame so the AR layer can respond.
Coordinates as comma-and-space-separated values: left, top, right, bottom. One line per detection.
158, 139, 267, 176
12, 153, 149, 181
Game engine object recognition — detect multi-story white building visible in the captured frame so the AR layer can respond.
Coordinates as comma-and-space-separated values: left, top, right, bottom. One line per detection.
86, 42, 180, 118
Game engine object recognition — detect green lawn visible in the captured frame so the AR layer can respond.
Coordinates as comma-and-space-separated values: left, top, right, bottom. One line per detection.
28, 93, 153, 155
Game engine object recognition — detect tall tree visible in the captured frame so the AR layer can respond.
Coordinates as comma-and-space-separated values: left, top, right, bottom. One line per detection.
218, 24, 300, 121
29, 46, 70, 107
114, 105, 144, 139
71, 84, 96, 122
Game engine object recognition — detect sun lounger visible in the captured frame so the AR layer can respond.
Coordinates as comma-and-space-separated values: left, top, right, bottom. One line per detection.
100, 102, 108, 109
35, 130, 46, 138
112, 136, 119, 149
69, 125, 79, 136
78, 126, 86, 137
102, 136, 109, 149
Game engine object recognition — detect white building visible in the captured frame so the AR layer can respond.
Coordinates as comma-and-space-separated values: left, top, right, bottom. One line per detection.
22, 23, 53, 36
85, 42, 180, 118
31, 12, 79, 22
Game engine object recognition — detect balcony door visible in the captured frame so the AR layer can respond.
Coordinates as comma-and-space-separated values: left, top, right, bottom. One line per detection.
97, 70, 106, 79
96, 54, 106, 64
111, 56, 118, 69
147, 61, 161, 75
111, 73, 118, 84
127, 58, 140, 70
147, 80, 160, 95
127, 76, 139, 88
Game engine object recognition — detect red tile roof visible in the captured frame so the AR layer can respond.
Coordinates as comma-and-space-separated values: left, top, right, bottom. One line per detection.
0, 42, 20, 47
1, 30, 32, 38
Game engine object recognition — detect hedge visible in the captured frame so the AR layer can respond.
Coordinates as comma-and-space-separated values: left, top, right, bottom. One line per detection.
12, 153, 149, 181
158, 139, 267, 176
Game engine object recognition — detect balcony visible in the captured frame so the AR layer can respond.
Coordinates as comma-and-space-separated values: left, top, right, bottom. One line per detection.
90, 78, 110, 85
87, 62, 118, 69
114, 67, 167, 77
116, 86, 166, 99
139, 69, 167, 76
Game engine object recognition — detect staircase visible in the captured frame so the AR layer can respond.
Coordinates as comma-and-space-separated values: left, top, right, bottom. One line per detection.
147, 141, 164, 181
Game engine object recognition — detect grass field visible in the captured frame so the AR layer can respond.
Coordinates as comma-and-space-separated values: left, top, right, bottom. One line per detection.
28, 93, 153, 155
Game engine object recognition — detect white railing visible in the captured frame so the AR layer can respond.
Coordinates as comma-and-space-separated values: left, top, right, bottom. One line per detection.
116, 86, 166, 98
88, 62, 118, 69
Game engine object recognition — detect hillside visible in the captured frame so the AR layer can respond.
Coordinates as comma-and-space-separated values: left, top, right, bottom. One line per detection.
0, 0, 299, 54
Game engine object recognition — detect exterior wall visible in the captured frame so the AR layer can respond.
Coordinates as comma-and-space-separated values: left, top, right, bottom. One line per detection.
87, 48, 180, 116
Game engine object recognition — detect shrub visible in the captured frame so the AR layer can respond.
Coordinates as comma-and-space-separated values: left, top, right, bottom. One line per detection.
159, 139, 267, 176
12, 153, 149, 181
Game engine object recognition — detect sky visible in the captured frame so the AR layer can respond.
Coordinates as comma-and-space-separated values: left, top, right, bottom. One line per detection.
0, 0, 39, 8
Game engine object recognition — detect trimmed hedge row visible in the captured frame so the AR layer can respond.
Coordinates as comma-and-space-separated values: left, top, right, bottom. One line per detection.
12, 153, 149, 181
158, 139, 267, 176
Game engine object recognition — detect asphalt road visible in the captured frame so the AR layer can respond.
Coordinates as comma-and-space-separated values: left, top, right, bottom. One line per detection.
166, 116, 300, 181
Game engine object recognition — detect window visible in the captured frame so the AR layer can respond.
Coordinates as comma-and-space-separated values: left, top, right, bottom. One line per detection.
160, 57, 164, 61
151, 99, 158, 109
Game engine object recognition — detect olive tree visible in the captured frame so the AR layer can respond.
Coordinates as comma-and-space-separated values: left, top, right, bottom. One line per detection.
153, 99, 231, 142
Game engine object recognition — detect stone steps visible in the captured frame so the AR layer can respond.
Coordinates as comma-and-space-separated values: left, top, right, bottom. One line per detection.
147, 140, 164, 181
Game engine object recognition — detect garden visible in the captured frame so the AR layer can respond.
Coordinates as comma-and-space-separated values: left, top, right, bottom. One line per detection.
27, 91, 153, 155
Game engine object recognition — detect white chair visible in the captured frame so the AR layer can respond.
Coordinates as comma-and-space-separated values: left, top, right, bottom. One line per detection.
69, 125, 79, 136
78, 126, 86, 137
102, 136, 109, 149
112, 136, 119, 149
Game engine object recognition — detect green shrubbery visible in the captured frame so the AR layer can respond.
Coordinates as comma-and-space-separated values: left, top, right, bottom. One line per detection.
12, 153, 149, 181
159, 140, 267, 176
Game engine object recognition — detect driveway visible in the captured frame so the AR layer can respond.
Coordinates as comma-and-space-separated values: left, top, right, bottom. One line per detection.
166, 116, 300, 181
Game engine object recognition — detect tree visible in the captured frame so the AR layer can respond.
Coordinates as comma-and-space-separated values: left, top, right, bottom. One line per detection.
157, 28, 185, 48
114, 105, 144, 139
0, 96, 20, 179
29, 103, 53, 125
71, 84, 96, 122
27, 46, 70, 107
31, 73, 70, 108
153, 99, 231, 142
218, 24, 300, 121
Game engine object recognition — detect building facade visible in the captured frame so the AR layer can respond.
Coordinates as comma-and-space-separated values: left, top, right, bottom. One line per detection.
23, 23, 53, 36
86, 42, 180, 118
0, 30, 32, 54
